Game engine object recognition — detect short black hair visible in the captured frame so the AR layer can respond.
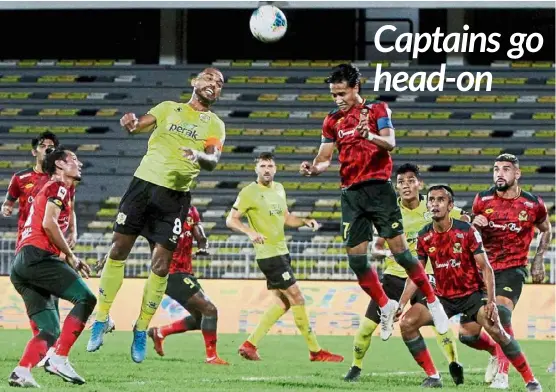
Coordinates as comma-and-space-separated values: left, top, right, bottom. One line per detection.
396, 163, 421, 179
255, 152, 275, 162
42, 146, 68, 176
325, 63, 361, 89
495, 153, 519, 167
427, 185, 455, 202
32, 131, 59, 150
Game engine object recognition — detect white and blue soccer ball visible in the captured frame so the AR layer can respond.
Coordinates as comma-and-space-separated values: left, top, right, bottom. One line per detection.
249, 5, 288, 43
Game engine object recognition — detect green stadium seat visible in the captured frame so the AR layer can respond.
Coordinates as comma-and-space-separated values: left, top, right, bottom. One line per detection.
481, 148, 502, 155
0, 143, 20, 150
418, 147, 439, 155
303, 129, 321, 136
519, 166, 539, 173
534, 130, 555, 137
397, 147, 419, 154
524, 148, 545, 156
1, 108, 22, 116
532, 184, 554, 192
77, 144, 100, 152
460, 148, 482, 155
439, 148, 460, 154
467, 184, 488, 192
243, 129, 261, 136
283, 182, 300, 190
470, 165, 491, 173
283, 129, 304, 136
0, 75, 22, 82
196, 181, 219, 189
428, 130, 449, 137
450, 184, 468, 192
258, 94, 278, 101
406, 130, 428, 137
11, 161, 32, 168
450, 165, 472, 172
226, 128, 243, 136
309, 112, 327, 119
96, 108, 118, 116
299, 183, 321, 190
533, 113, 554, 120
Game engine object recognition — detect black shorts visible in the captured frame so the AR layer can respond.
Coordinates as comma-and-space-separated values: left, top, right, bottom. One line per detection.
165, 273, 203, 307
440, 291, 487, 324
365, 274, 428, 324
10, 246, 86, 317
494, 266, 527, 306
113, 176, 191, 251
341, 180, 404, 247
257, 254, 296, 290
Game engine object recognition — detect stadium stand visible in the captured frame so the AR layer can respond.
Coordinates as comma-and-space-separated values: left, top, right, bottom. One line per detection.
0, 60, 554, 279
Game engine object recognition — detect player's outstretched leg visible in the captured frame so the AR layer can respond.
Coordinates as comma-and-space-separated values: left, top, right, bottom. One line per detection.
88, 233, 136, 352
284, 284, 344, 362
347, 246, 398, 341
45, 277, 97, 385
432, 326, 462, 385
131, 245, 172, 363
490, 304, 514, 389
459, 322, 500, 384
387, 235, 449, 335
345, 315, 378, 382
239, 291, 288, 361
400, 304, 442, 388
478, 305, 542, 392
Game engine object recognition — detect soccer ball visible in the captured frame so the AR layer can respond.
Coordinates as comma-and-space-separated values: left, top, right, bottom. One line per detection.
249, 5, 287, 43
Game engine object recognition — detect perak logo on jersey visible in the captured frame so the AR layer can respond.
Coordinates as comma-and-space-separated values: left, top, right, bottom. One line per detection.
168, 123, 198, 139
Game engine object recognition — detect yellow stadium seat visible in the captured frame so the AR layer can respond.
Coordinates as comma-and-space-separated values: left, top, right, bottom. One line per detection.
520, 184, 533, 191
316, 94, 332, 102
1, 108, 22, 116
283, 182, 300, 190
283, 129, 304, 136
306, 77, 326, 84
476, 96, 497, 103
406, 130, 428, 137
249, 111, 269, 118
532, 184, 554, 192
470, 130, 492, 137
97, 208, 117, 217
258, 94, 278, 101
496, 96, 518, 103
419, 147, 439, 155
0, 143, 20, 151
471, 165, 491, 173
533, 113, 554, 120
436, 96, 456, 103
267, 77, 288, 84
481, 148, 502, 155
269, 111, 289, 118
275, 146, 295, 153
450, 165, 472, 172
0, 75, 21, 82
298, 94, 318, 101
428, 130, 449, 137
270, 60, 291, 67
295, 146, 318, 154
467, 184, 488, 192
196, 181, 219, 189
519, 166, 538, 173
524, 148, 545, 156
460, 148, 482, 155
396, 130, 408, 137
430, 112, 452, 119
546, 149, 555, 156
226, 128, 243, 136
290, 61, 310, 67
534, 130, 555, 138
67, 126, 88, 133
450, 184, 468, 192
410, 112, 430, 120
77, 144, 100, 152
11, 161, 32, 168
243, 129, 262, 136
299, 183, 321, 190
439, 148, 460, 155
320, 182, 339, 190
472, 113, 492, 120
537, 96, 555, 103
227, 76, 247, 83
456, 96, 476, 103
309, 112, 327, 119
303, 129, 322, 136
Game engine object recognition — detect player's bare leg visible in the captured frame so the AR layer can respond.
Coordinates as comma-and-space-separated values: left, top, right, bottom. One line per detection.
347, 241, 398, 341
239, 290, 289, 360
477, 306, 541, 391
459, 321, 500, 384
387, 234, 449, 334
88, 233, 137, 352
399, 305, 443, 387
131, 244, 172, 363
149, 292, 228, 364
488, 296, 515, 389
280, 284, 344, 362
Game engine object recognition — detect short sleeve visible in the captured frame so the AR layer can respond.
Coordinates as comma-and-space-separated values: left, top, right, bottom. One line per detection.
373, 101, 394, 131
6, 174, 20, 201
468, 226, 485, 255
472, 193, 482, 215
47, 183, 69, 211
416, 235, 428, 263
189, 206, 202, 225
232, 189, 252, 215
321, 115, 335, 143
534, 196, 548, 225
147, 101, 172, 122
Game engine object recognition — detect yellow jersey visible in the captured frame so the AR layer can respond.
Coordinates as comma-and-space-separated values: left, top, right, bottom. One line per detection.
233, 181, 289, 260
134, 101, 225, 192
383, 196, 465, 277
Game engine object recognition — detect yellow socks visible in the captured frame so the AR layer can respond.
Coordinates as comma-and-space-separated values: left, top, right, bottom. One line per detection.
247, 304, 286, 346
291, 305, 321, 353
434, 327, 459, 363
95, 257, 125, 322
352, 318, 378, 368
135, 271, 168, 331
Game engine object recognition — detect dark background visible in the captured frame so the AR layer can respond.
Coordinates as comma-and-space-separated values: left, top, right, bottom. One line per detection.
0, 8, 553, 64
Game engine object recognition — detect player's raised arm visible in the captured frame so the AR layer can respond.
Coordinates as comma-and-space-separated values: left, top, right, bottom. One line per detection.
284, 208, 320, 230
120, 112, 156, 134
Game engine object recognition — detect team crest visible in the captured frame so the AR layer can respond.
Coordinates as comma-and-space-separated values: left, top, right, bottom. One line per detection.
518, 210, 528, 221
187, 216, 194, 225
116, 212, 127, 225
428, 247, 436, 253
453, 243, 462, 253
485, 208, 494, 214
24, 183, 34, 189
199, 113, 210, 123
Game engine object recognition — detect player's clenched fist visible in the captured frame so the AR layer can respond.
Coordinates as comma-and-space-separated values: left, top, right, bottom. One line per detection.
299, 161, 314, 176
120, 113, 139, 133
1, 201, 13, 217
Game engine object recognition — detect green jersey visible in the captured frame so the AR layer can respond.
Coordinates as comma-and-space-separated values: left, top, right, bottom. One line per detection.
233, 181, 289, 260
134, 101, 225, 192
383, 196, 465, 278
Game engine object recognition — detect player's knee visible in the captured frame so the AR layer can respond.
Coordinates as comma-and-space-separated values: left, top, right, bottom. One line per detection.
347, 254, 369, 276
202, 301, 218, 317
497, 305, 512, 326
392, 249, 418, 270
39, 329, 59, 347
458, 334, 479, 347
399, 315, 417, 334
